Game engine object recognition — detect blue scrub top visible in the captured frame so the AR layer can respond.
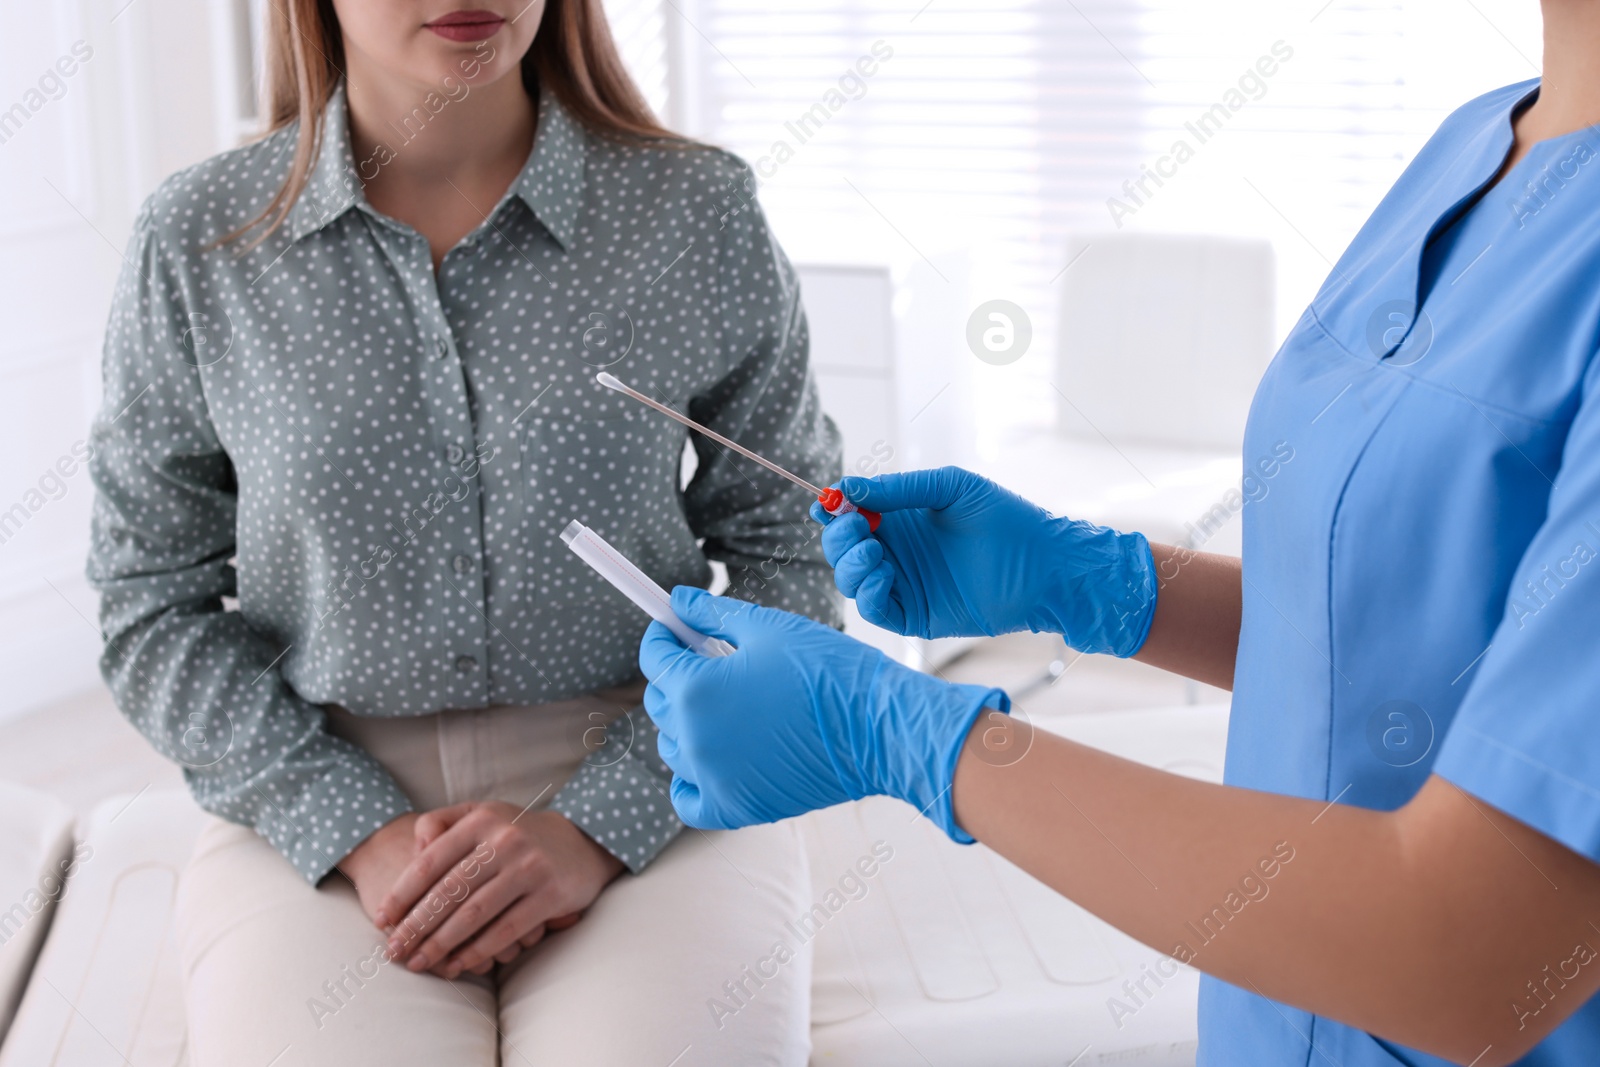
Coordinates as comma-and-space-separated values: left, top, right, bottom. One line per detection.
1206, 79, 1600, 1064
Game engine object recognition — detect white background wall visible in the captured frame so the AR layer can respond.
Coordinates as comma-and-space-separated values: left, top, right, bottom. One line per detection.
0, 0, 226, 720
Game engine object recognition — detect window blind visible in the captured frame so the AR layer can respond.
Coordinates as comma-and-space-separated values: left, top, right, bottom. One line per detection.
602, 0, 673, 120
660, 0, 1541, 432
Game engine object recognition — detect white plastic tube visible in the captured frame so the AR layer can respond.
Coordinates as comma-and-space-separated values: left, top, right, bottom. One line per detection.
561, 520, 734, 657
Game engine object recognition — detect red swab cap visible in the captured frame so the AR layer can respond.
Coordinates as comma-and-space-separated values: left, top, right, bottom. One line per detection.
818, 487, 881, 531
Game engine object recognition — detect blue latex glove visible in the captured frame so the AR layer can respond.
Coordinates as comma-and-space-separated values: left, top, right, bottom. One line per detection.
638, 587, 1009, 842
810, 467, 1158, 656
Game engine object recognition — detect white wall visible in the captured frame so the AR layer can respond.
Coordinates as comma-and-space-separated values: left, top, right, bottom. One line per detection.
0, 0, 227, 721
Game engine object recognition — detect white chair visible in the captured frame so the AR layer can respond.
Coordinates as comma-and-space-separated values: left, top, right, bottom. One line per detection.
801, 262, 915, 665
798, 259, 980, 669
1056, 233, 1275, 452
980, 232, 1276, 558
800, 264, 899, 483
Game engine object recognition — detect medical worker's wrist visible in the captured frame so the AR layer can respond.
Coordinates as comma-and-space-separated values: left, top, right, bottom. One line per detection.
1033, 520, 1158, 657
1111, 531, 1159, 657
857, 657, 1009, 845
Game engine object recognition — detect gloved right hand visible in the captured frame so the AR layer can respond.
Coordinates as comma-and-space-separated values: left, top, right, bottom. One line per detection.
811, 467, 1158, 657
639, 588, 1008, 844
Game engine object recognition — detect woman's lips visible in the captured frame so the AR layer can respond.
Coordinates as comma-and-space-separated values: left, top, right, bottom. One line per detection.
425, 10, 504, 42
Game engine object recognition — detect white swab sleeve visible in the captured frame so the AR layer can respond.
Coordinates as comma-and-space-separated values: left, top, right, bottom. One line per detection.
561, 520, 734, 657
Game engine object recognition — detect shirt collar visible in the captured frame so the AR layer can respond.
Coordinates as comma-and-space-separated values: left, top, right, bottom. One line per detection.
283, 82, 362, 244
508, 85, 587, 250
284, 78, 587, 250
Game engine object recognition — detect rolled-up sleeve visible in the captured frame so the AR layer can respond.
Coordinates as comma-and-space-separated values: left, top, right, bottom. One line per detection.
1433, 350, 1600, 863
86, 204, 412, 885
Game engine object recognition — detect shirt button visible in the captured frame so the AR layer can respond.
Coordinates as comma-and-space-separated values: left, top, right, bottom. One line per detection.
454, 654, 478, 674
445, 443, 466, 464
452, 554, 474, 575
435, 336, 450, 360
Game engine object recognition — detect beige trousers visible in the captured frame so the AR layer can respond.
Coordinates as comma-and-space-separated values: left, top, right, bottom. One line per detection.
173, 686, 813, 1067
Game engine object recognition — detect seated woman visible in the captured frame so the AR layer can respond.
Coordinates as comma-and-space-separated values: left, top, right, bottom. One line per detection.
85, 0, 840, 1062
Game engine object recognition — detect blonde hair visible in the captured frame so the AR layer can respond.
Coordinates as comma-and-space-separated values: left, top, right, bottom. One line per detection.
218, 0, 681, 252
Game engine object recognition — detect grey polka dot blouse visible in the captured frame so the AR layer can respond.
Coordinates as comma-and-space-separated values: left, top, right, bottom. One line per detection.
85, 80, 843, 884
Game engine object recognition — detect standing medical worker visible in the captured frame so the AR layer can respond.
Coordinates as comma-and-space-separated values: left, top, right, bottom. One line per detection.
639, 5, 1600, 1064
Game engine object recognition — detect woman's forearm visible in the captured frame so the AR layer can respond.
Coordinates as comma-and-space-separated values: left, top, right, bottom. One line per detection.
951, 715, 1600, 1065
1131, 543, 1242, 689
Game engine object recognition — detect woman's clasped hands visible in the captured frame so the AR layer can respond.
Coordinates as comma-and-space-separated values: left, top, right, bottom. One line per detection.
339, 802, 624, 979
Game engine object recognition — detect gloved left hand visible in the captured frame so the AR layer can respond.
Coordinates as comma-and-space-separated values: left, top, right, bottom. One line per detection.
638, 587, 1009, 843
809, 468, 1158, 655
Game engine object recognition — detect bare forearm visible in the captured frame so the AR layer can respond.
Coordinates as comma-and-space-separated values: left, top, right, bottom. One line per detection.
1132, 544, 1242, 690
952, 715, 1600, 1064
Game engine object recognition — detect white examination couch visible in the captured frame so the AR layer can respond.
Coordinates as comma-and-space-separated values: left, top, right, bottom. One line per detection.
0, 703, 1225, 1066
0, 782, 76, 1050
